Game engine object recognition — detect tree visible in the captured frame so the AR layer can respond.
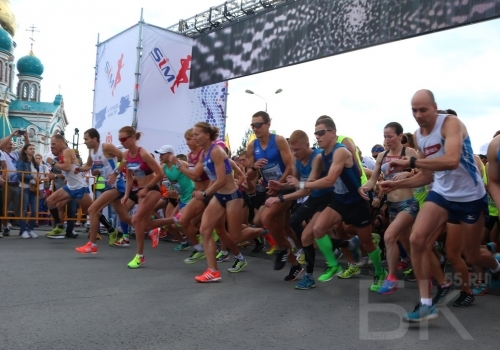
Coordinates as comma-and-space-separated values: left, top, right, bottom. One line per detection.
234, 128, 253, 156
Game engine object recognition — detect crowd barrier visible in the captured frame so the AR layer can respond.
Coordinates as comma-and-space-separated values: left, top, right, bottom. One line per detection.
0, 170, 95, 222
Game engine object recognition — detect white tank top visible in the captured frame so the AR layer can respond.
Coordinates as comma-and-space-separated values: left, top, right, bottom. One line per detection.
91, 143, 118, 179
416, 114, 484, 202
62, 163, 88, 190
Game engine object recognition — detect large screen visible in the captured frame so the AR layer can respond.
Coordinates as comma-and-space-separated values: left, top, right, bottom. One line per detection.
190, 0, 500, 88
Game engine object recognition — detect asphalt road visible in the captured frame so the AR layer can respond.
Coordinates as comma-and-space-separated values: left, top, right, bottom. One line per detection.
1, 230, 499, 350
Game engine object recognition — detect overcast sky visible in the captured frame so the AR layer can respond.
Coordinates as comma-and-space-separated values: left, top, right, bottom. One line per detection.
10, 0, 500, 157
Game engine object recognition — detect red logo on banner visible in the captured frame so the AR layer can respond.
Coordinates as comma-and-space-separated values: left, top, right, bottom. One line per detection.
106, 132, 112, 144
105, 53, 125, 96
150, 47, 191, 94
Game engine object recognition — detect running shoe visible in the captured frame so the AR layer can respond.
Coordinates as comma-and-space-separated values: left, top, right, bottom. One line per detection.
473, 281, 487, 296
108, 228, 118, 246
453, 291, 475, 307
318, 264, 343, 282
173, 213, 182, 228
295, 274, 316, 290
21, 231, 30, 239
184, 251, 206, 264
403, 303, 438, 323
127, 254, 145, 269
377, 278, 398, 295
251, 237, 266, 253
432, 281, 453, 305
284, 264, 304, 281
216, 251, 230, 262
173, 242, 190, 251
228, 258, 248, 273
370, 270, 388, 292
46, 226, 65, 239
333, 248, 343, 259
403, 268, 416, 282
490, 254, 500, 289
148, 228, 160, 248
274, 249, 288, 270
195, 269, 221, 282
114, 237, 130, 247
75, 242, 98, 254
338, 264, 360, 279
397, 260, 409, 271
266, 246, 277, 255
487, 242, 497, 255
159, 227, 169, 239
28, 230, 38, 238
357, 256, 371, 268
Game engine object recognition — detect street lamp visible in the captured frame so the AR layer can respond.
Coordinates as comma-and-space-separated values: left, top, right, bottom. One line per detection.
245, 89, 283, 112
73, 128, 80, 150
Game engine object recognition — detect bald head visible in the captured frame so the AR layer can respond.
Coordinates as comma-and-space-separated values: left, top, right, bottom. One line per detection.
412, 89, 435, 105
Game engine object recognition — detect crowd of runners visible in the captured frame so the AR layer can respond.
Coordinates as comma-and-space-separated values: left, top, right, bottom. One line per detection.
7, 89, 500, 324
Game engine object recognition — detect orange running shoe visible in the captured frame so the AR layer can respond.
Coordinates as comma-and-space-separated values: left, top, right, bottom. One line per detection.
75, 242, 98, 254
148, 228, 160, 248
195, 268, 222, 283
159, 227, 169, 239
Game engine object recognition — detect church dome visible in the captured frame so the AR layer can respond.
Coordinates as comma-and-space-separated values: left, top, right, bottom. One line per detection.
0, 26, 13, 53
17, 50, 44, 77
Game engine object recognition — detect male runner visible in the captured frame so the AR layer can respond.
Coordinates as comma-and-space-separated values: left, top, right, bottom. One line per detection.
245, 111, 297, 270
46, 135, 94, 237
380, 89, 500, 323
74, 128, 126, 254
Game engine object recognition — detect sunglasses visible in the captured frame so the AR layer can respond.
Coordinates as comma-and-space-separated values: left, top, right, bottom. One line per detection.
314, 129, 332, 136
479, 154, 487, 159
250, 122, 266, 129
119, 135, 132, 143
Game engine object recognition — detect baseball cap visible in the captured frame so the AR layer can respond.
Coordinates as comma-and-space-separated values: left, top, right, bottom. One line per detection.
479, 142, 489, 156
155, 145, 175, 154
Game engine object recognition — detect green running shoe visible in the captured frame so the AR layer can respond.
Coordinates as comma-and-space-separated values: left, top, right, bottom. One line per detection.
338, 264, 360, 279
46, 226, 65, 239
227, 258, 247, 273
184, 251, 206, 264
108, 228, 118, 246
318, 265, 343, 282
127, 254, 145, 269
370, 270, 388, 292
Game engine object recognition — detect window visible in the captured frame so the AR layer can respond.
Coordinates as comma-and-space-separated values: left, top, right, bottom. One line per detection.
0, 61, 3, 81
30, 84, 36, 100
22, 83, 28, 100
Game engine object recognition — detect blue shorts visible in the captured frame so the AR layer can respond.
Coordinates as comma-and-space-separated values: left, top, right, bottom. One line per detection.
425, 191, 488, 224
214, 190, 243, 208
63, 186, 90, 200
387, 197, 419, 221
179, 202, 188, 210
103, 178, 126, 199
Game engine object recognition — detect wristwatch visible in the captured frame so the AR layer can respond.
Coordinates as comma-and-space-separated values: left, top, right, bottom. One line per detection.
409, 157, 417, 169
251, 164, 257, 171
278, 194, 284, 202
299, 181, 305, 190
202, 191, 207, 198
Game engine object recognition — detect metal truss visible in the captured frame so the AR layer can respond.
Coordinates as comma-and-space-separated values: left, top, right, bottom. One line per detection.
166, 0, 299, 37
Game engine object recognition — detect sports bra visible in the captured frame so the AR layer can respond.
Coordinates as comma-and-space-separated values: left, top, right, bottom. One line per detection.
126, 147, 153, 179
203, 144, 232, 182
380, 147, 407, 181
188, 149, 209, 182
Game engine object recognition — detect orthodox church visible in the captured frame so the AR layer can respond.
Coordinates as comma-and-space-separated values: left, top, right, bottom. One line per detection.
0, 4, 67, 156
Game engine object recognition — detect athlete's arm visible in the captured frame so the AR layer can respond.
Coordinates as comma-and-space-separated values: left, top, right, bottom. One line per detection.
203, 148, 228, 197
282, 153, 323, 201
412, 117, 463, 171
487, 135, 500, 208
229, 159, 246, 187
103, 143, 124, 162
53, 149, 73, 172
76, 155, 94, 173
474, 155, 484, 178
245, 140, 258, 181
361, 152, 384, 191
173, 154, 205, 180
276, 135, 294, 183
301, 147, 350, 190
140, 148, 163, 189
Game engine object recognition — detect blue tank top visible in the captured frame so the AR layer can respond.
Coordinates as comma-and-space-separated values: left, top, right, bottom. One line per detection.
297, 148, 331, 197
321, 143, 362, 204
254, 134, 286, 185
203, 144, 232, 181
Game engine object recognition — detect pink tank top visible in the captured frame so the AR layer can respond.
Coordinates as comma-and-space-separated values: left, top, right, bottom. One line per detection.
126, 147, 153, 179
188, 149, 209, 182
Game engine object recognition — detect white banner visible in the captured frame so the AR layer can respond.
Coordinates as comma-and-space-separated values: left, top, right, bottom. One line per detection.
92, 26, 139, 145
136, 25, 227, 155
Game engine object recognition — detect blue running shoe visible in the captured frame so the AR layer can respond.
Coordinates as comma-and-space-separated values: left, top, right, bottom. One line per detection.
403, 303, 438, 323
295, 274, 316, 290
490, 255, 500, 289
377, 279, 398, 295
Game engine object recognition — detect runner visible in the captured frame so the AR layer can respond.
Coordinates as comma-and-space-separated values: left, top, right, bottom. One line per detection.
118, 127, 163, 268
74, 128, 125, 254
358, 122, 419, 294
246, 111, 297, 270
288, 116, 386, 291
379, 89, 500, 323
45, 134, 93, 238
187, 122, 248, 282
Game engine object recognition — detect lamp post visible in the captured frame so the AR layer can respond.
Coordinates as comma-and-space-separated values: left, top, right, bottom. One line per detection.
245, 89, 283, 112
73, 128, 80, 150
